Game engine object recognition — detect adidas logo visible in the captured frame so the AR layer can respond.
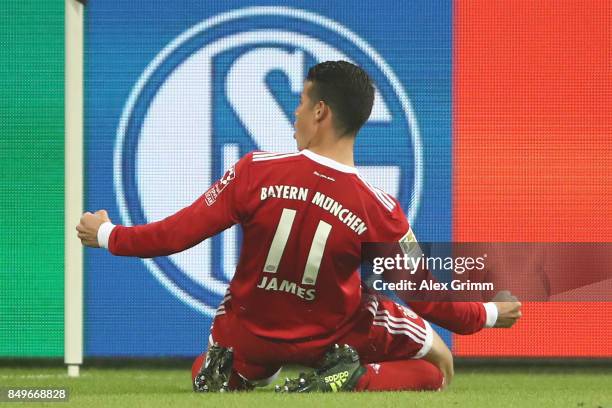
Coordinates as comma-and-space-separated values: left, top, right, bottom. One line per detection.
324, 371, 349, 392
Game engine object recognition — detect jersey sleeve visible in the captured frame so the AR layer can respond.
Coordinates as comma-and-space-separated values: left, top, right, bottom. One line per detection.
381, 198, 490, 334
107, 153, 253, 258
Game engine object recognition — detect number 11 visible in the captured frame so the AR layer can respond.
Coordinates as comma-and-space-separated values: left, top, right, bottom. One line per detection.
263, 208, 332, 285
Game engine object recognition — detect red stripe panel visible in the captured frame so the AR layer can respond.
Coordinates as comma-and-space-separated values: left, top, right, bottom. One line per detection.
453, 0, 612, 356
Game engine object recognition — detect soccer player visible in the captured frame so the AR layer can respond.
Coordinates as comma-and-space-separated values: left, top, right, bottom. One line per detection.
77, 61, 521, 392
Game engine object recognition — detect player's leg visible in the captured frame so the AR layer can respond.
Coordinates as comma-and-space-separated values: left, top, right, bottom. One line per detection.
193, 311, 283, 392
281, 295, 447, 392
191, 353, 206, 387
422, 327, 454, 387
278, 343, 366, 392
279, 344, 446, 393
353, 328, 451, 391
192, 343, 236, 392
192, 347, 281, 392
349, 296, 450, 391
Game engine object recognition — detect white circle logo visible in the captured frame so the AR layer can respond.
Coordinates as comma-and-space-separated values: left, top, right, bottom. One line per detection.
115, 7, 423, 316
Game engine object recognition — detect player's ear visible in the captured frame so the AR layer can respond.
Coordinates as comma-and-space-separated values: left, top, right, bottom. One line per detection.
315, 101, 328, 122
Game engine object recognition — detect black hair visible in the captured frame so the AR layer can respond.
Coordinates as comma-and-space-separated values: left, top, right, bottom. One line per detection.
306, 61, 374, 136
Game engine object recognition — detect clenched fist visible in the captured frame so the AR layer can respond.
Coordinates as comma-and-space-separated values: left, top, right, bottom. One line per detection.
492, 291, 522, 328
76, 210, 111, 248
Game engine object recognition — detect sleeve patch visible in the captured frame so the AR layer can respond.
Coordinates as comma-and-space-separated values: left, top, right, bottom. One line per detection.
204, 165, 236, 206
204, 187, 219, 206
399, 227, 423, 258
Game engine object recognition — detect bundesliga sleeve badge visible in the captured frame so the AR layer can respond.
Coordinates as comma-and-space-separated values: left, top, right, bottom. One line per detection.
205, 165, 236, 206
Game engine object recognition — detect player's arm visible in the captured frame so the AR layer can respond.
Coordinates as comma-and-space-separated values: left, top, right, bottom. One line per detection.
379, 203, 521, 333
397, 249, 521, 331
76, 153, 252, 258
405, 290, 521, 331
406, 301, 495, 334
378, 234, 497, 334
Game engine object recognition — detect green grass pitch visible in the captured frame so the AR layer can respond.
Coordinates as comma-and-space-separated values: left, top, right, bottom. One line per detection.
0, 363, 609, 407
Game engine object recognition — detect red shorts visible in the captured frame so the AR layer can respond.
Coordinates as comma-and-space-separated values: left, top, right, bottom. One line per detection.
210, 294, 434, 383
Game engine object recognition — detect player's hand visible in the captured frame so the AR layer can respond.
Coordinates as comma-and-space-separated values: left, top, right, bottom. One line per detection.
76, 210, 111, 248
492, 291, 522, 328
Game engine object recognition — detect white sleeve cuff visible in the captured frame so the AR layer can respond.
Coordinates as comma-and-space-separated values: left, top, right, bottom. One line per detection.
97, 222, 116, 250
483, 302, 498, 328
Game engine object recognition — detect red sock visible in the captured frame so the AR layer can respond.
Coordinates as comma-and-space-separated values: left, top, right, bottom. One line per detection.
355, 359, 444, 391
191, 353, 206, 384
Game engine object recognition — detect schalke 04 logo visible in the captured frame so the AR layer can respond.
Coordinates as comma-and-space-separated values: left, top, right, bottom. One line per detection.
115, 7, 423, 316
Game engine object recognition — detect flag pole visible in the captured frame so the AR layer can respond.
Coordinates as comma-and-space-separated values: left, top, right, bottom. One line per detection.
65, 0, 84, 378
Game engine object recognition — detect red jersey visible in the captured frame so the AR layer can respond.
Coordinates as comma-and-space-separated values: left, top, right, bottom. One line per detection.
106, 150, 488, 339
